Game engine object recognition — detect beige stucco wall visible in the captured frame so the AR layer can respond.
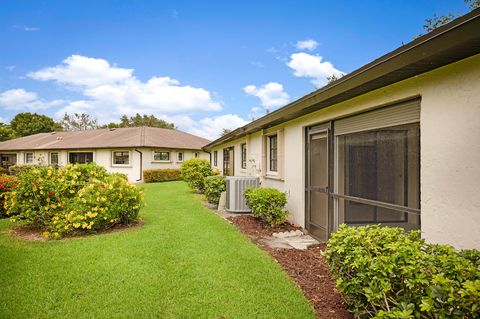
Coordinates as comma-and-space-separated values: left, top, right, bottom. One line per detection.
209, 53, 480, 249
10, 148, 209, 183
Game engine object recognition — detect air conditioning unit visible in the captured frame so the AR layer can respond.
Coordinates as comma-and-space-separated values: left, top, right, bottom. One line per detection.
225, 176, 259, 213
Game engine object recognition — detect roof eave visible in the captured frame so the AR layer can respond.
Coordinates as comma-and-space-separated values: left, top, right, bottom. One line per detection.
203, 8, 480, 150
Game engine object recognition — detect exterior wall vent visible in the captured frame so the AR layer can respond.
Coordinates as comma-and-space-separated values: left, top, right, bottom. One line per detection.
225, 176, 259, 213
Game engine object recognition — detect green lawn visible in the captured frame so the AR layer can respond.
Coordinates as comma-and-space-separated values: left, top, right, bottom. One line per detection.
0, 181, 315, 318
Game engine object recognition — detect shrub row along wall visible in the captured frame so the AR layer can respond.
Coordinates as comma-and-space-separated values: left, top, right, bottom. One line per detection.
325, 225, 480, 319
143, 169, 182, 183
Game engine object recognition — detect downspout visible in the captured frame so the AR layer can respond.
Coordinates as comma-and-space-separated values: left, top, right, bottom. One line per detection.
135, 149, 143, 182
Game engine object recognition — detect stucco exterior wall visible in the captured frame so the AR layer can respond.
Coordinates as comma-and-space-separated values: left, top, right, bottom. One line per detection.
209, 53, 480, 249
8, 148, 209, 183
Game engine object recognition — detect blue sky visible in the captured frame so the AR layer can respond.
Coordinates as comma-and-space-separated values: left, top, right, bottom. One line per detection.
0, 0, 471, 139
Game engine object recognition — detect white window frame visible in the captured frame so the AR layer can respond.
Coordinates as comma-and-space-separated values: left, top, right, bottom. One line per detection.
177, 151, 184, 163
111, 150, 131, 167
152, 150, 171, 162
49, 152, 59, 166
25, 152, 34, 164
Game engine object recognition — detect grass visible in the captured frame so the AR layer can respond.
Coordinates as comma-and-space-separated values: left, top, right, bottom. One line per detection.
0, 181, 315, 318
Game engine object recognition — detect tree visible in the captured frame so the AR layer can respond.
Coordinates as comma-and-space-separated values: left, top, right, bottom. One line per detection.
327, 74, 343, 84
9, 113, 62, 138
221, 128, 232, 136
0, 123, 14, 141
101, 113, 175, 129
61, 113, 99, 131
421, 0, 479, 34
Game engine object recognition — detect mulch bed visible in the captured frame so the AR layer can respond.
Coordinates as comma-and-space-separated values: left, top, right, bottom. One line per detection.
228, 215, 353, 319
8, 221, 144, 241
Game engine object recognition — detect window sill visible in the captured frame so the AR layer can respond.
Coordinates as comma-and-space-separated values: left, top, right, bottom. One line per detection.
152, 160, 172, 163
264, 175, 284, 182
111, 164, 132, 168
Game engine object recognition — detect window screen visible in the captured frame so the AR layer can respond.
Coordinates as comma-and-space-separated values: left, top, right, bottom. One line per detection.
241, 143, 247, 169
69, 152, 93, 164
269, 135, 278, 172
113, 151, 129, 165
337, 123, 420, 229
154, 151, 170, 161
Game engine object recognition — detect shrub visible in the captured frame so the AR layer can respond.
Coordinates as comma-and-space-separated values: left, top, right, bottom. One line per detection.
8, 164, 42, 176
180, 158, 212, 191
4, 163, 143, 239
0, 175, 17, 217
244, 188, 288, 226
143, 169, 182, 183
324, 225, 480, 319
212, 168, 221, 176
204, 176, 226, 205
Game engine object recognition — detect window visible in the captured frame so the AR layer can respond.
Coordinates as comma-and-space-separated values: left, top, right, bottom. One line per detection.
49, 152, 59, 166
112, 151, 130, 165
223, 147, 234, 176
194, 152, 199, 158
336, 123, 420, 230
268, 135, 278, 172
153, 151, 170, 161
25, 152, 34, 164
69, 152, 93, 164
213, 150, 218, 166
177, 152, 183, 162
241, 143, 247, 169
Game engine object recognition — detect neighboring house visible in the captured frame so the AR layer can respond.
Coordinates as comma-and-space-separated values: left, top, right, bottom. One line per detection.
204, 9, 480, 249
0, 127, 210, 182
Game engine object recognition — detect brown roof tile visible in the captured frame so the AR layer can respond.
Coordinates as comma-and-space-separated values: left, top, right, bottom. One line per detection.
0, 127, 210, 151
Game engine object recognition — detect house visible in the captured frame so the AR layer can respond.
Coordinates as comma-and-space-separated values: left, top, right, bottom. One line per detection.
0, 127, 210, 182
203, 9, 480, 249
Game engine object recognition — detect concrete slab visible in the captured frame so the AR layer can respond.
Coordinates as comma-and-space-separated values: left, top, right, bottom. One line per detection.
261, 234, 320, 250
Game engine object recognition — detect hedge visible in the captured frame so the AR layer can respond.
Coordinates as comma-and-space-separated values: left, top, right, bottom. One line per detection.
324, 225, 480, 319
143, 169, 182, 183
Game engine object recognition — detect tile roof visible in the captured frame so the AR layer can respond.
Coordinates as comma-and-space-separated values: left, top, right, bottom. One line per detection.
0, 127, 211, 151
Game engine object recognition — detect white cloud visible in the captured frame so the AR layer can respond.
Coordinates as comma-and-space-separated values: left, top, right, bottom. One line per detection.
13, 25, 40, 32
0, 89, 63, 111
28, 55, 133, 88
5, 65, 15, 71
287, 52, 344, 87
243, 82, 290, 111
173, 114, 249, 140
248, 106, 263, 120
296, 39, 318, 51
26, 55, 222, 121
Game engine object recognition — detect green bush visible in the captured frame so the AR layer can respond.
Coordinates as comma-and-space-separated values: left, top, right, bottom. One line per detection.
4, 163, 143, 239
324, 225, 480, 319
244, 188, 288, 226
143, 169, 182, 183
0, 175, 17, 217
8, 164, 42, 176
180, 158, 212, 192
204, 176, 226, 205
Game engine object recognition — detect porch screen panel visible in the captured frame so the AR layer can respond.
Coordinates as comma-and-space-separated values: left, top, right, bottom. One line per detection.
335, 101, 420, 230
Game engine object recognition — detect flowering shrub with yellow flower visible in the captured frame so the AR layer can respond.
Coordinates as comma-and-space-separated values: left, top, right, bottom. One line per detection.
4, 163, 143, 239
